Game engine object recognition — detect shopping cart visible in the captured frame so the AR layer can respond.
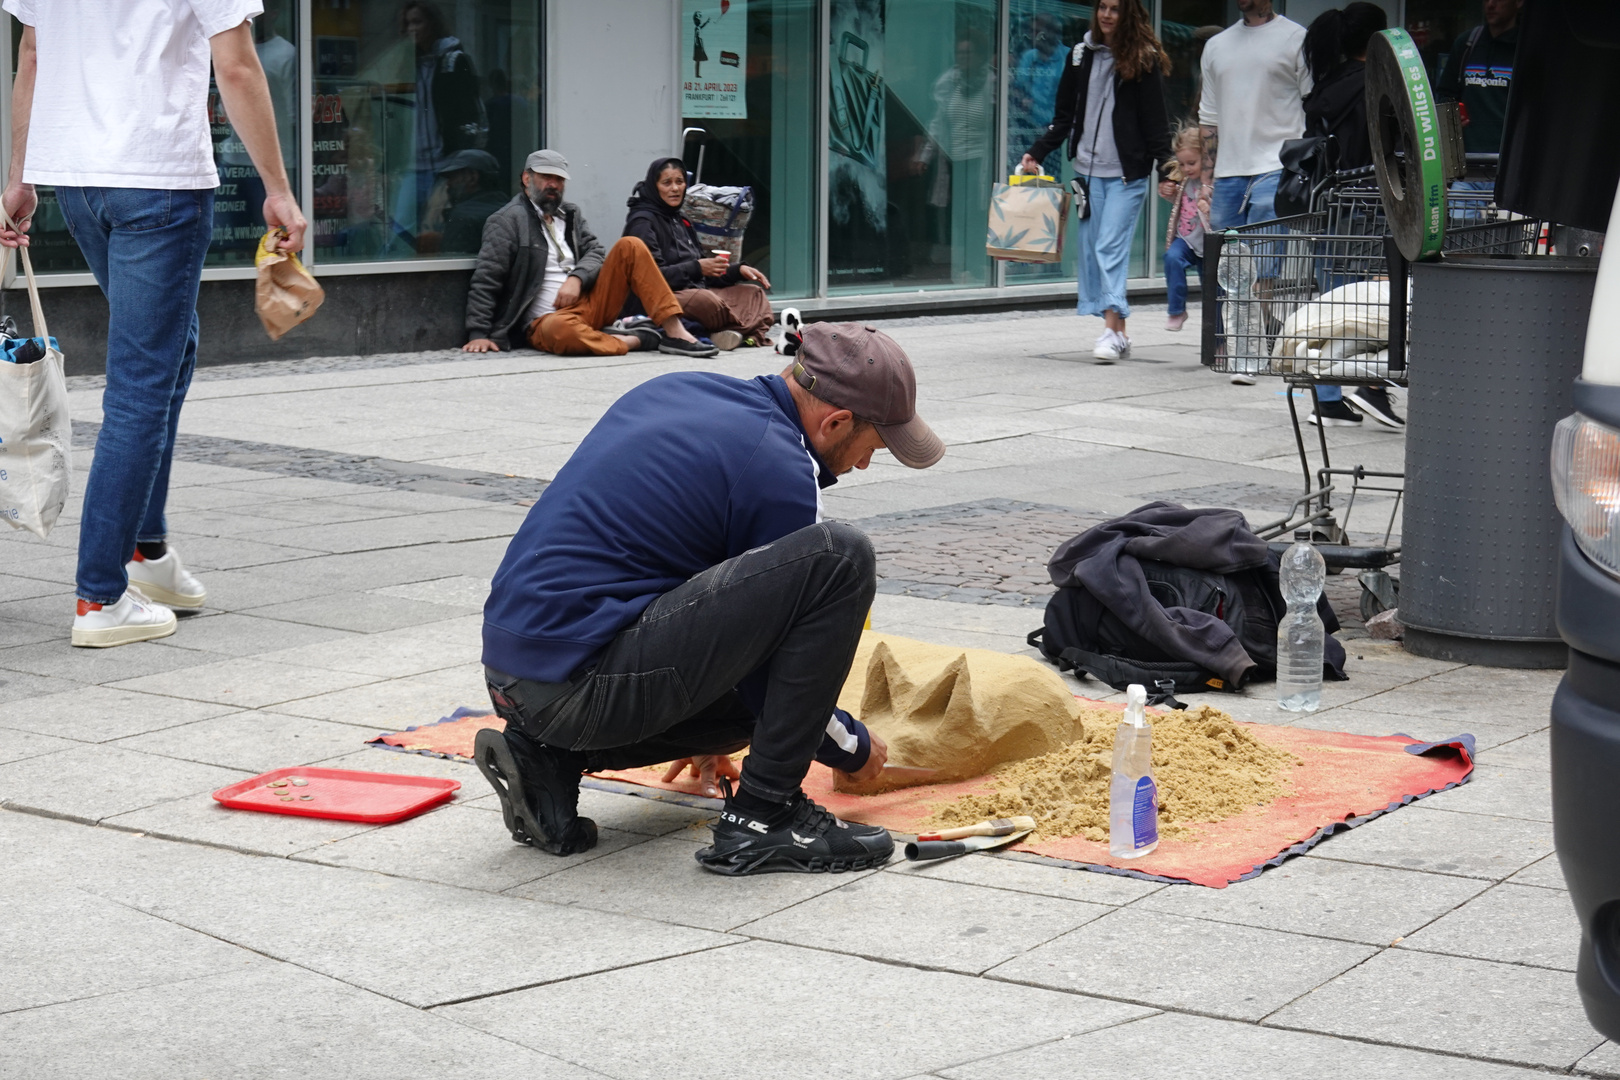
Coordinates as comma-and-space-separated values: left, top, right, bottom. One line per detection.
1199, 163, 1549, 618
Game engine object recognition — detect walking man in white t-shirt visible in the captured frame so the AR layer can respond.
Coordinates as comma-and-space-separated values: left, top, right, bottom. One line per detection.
1197, 0, 1309, 385
0, 1, 306, 647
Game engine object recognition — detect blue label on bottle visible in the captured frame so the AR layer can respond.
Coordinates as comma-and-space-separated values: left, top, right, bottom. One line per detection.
1132, 775, 1158, 848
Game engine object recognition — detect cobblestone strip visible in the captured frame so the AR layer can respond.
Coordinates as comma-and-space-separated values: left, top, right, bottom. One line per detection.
71, 420, 549, 505
850, 496, 1373, 635
849, 498, 1108, 608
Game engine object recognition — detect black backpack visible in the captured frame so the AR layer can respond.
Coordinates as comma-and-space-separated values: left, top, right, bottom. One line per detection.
1028, 558, 1289, 700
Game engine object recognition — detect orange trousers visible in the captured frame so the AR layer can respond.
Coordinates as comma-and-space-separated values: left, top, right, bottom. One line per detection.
529, 236, 683, 356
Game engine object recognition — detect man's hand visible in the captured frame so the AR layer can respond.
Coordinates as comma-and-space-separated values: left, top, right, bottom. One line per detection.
263, 192, 306, 253
740, 265, 771, 289
1018, 153, 1041, 176
698, 256, 730, 278
0, 184, 36, 248
1196, 186, 1212, 222
838, 732, 888, 786
660, 754, 741, 799
463, 338, 501, 353
553, 274, 582, 309
1158, 180, 1177, 202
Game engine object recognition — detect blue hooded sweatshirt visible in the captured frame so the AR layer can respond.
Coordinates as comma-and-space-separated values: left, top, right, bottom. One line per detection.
482, 371, 871, 771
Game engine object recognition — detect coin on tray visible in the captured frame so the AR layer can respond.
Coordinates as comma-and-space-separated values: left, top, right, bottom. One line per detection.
291, 778, 309, 787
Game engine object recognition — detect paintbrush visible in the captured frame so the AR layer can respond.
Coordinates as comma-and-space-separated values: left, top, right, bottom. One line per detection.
915, 816, 1036, 842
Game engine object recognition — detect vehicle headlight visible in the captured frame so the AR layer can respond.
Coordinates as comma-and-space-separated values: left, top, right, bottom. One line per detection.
1553, 412, 1620, 580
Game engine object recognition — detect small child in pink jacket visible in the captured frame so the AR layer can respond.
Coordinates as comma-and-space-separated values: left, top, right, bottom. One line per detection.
1157, 126, 1207, 332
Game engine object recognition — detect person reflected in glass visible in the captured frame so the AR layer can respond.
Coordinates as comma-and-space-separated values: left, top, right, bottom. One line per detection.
917, 30, 996, 285
402, 1, 486, 248
621, 158, 775, 352
418, 150, 510, 255
1011, 13, 1069, 176
1021, 0, 1172, 362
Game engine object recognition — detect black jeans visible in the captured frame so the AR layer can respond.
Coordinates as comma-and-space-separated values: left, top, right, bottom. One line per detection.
485, 521, 876, 801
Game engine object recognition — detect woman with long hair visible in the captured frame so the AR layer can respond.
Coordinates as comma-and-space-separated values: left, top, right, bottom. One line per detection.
1021, 0, 1172, 361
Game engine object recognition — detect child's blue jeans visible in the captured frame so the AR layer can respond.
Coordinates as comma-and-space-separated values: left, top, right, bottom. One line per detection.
1165, 236, 1202, 316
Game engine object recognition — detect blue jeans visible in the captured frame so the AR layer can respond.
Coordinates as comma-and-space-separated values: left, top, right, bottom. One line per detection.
1076, 175, 1148, 319
1208, 170, 1282, 231
1164, 237, 1202, 316
58, 187, 213, 604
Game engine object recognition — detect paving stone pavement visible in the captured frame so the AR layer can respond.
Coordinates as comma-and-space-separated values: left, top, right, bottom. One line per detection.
1, 306, 1601, 1078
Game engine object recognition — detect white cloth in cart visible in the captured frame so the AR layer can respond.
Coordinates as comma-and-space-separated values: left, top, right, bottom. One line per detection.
1270, 280, 1390, 374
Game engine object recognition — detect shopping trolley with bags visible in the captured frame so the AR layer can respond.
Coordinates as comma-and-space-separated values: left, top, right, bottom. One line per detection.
1198, 162, 1550, 619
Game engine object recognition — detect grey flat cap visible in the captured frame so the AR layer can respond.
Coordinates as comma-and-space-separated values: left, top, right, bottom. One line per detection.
524, 149, 570, 179
436, 149, 500, 175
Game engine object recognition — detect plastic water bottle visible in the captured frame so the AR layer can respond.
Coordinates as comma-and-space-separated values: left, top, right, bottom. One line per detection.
1277, 529, 1327, 712
1217, 235, 1263, 374
1109, 684, 1158, 858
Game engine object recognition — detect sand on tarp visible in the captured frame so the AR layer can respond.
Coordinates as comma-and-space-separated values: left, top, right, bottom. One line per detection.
837, 633, 1086, 782
925, 703, 1300, 841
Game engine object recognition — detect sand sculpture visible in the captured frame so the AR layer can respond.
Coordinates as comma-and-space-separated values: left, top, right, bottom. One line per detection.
836, 633, 1086, 782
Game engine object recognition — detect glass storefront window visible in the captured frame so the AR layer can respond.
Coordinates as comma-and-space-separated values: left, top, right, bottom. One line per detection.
828, 0, 999, 293
1005, 0, 1089, 285
311, 0, 541, 263
679, 0, 819, 300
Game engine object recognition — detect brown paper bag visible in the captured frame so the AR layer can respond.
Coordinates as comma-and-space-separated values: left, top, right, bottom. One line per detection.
254, 231, 324, 340
985, 179, 1070, 264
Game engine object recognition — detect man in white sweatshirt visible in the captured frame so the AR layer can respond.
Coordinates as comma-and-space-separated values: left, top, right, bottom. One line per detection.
1197, 0, 1310, 231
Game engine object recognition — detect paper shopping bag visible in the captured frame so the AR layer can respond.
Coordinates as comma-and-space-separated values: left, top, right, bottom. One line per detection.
254, 231, 324, 340
986, 180, 1070, 264
0, 240, 71, 538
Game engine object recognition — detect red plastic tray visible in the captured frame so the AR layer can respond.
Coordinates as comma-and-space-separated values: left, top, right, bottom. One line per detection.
213, 767, 460, 823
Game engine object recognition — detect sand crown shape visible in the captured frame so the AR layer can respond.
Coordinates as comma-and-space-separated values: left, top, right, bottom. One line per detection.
855, 635, 1086, 781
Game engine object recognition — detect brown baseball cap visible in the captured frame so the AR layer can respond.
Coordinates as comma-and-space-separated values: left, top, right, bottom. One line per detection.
790, 322, 945, 469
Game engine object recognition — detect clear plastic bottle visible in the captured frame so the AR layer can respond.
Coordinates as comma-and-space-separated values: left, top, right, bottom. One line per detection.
1217, 236, 1262, 374
1109, 684, 1158, 858
1277, 529, 1327, 712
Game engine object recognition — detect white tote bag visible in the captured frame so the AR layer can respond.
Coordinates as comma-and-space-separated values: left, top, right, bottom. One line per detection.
0, 238, 71, 538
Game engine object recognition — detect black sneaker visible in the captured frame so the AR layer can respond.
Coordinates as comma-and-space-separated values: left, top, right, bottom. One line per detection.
658, 335, 719, 358
695, 789, 894, 875
622, 325, 662, 351
1307, 398, 1363, 427
1344, 386, 1405, 428
473, 726, 598, 855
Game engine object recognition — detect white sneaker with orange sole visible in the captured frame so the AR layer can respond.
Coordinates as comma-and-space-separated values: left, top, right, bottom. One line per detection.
71, 590, 177, 648
125, 549, 207, 609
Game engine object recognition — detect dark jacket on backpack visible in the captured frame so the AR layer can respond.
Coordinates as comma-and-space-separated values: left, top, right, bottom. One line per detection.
1044, 502, 1346, 687
1025, 40, 1173, 183
464, 196, 607, 350
1304, 59, 1371, 171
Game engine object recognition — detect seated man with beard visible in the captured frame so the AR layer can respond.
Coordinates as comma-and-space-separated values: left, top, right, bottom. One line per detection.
462, 149, 716, 357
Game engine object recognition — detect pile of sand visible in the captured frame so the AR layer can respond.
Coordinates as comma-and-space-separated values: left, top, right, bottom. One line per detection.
839, 634, 1085, 782
925, 704, 1300, 842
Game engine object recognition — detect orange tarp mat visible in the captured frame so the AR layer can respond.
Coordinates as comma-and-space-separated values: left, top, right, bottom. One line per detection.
370, 705, 1473, 888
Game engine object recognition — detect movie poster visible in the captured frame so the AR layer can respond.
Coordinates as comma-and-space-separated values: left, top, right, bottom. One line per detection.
828, 0, 888, 283
682, 0, 747, 120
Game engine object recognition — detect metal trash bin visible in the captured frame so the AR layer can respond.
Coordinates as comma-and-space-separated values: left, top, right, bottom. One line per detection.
1401, 255, 1598, 667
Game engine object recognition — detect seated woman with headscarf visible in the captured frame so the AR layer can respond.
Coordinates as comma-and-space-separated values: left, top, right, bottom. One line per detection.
620, 157, 774, 350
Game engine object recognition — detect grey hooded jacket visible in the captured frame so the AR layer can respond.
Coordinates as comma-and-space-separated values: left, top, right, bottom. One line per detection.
465, 196, 607, 349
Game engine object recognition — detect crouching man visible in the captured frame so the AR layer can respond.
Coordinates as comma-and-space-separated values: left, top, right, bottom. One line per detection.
462, 149, 715, 358
477, 324, 945, 874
